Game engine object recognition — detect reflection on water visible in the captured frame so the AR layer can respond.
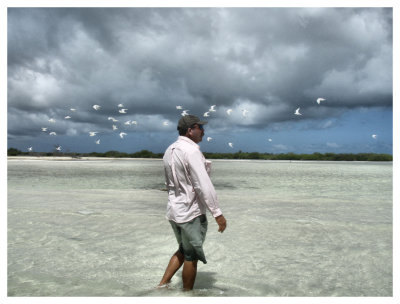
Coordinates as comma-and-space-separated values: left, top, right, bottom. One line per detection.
8, 158, 392, 296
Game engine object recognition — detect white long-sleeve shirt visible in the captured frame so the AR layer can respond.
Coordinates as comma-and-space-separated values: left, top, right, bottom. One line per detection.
163, 136, 223, 223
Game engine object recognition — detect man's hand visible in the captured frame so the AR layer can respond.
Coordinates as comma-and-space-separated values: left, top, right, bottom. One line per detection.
215, 215, 227, 233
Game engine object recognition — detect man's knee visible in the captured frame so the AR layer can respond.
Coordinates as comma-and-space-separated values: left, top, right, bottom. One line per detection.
184, 259, 198, 266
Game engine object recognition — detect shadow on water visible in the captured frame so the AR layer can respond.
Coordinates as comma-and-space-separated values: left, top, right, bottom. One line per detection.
193, 271, 217, 289
191, 272, 227, 296
135, 271, 224, 297
213, 182, 236, 189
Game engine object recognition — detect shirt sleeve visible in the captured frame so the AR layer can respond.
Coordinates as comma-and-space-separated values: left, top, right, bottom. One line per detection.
187, 149, 222, 218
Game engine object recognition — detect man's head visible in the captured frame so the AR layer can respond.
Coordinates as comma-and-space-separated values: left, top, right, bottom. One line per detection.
177, 115, 207, 143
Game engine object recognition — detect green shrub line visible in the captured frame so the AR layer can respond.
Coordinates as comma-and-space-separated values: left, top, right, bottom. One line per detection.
8, 148, 392, 161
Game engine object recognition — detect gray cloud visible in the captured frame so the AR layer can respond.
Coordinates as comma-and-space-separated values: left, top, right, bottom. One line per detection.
8, 7, 392, 139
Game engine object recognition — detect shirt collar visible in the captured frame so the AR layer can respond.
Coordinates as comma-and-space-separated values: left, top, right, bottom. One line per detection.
178, 136, 200, 149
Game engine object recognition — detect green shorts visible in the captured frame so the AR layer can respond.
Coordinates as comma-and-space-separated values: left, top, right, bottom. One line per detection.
169, 214, 208, 264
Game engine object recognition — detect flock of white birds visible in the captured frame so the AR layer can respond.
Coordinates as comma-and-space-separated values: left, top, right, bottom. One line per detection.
26, 97, 378, 152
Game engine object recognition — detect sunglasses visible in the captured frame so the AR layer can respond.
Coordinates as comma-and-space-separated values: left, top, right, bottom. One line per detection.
191, 124, 204, 130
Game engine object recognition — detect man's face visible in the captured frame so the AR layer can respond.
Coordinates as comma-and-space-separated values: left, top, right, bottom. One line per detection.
187, 124, 204, 143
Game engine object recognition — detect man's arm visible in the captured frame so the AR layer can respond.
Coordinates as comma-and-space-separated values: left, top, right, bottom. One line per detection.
187, 149, 226, 230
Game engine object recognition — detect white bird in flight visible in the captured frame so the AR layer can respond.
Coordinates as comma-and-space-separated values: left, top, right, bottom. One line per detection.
48, 118, 56, 123
203, 112, 210, 117
27, 147, 33, 151
112, 125, 118, 130
163, 121, 169, 126
226, 109, 232, 115
95, 139, 100, 144
93, 105, 101, 110
316, 98, 326, 104
124, 120, 132, 125
70, 108, 77, 112
209, 105, 216, 112
119, 132, 127, 139
268, 138, 272, 142
228, 142, 234, 148
49, 132, 57, 136
207, 137, 213, 142
56, 146, 62, 151
64, 116, 71, 119
118, 104, 124, 108
242, 109, 249, 117
41, 127, 48, 132
108, 117, 118, 122
89, 132, 98, 137
372, 134, 378, 139
176, 105, 183, 110
294, 108, 302, 115
181, 110, 189, 116
131, 121, 138, 125
119, 109, 128, 114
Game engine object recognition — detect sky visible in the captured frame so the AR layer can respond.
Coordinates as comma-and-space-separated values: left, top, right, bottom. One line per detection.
6, 5, 394, 154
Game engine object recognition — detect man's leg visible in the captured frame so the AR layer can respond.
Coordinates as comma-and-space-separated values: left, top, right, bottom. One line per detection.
182, 260, 198, 291
158, 250, 184, 287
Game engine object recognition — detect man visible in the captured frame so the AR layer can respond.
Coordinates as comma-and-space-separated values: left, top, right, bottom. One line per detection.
158, 114, 227, 291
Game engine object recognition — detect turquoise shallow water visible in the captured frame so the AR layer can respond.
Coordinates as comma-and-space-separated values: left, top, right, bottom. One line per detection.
7, 158, 392, 296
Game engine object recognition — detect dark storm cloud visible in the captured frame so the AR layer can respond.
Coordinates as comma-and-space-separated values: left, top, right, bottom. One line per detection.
7, 7, 392, 138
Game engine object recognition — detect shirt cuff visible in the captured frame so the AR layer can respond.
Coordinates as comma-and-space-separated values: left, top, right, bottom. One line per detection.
211, 208, 223, 218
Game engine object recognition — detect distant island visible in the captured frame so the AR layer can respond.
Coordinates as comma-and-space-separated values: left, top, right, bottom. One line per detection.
7, 148, 392, 161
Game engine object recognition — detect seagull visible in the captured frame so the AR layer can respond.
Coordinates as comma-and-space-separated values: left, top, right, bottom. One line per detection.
70, 108, 77, 112
56, 146, 62, 151
228, 142, 234, 148
119, 132, 127, 139
48, 118, 56, 123
89, 132, 98, 137
41, 127, 48, 132
93, 105, 101, 110
209, 105, 216, 112
119, 109, 128, 114
207, 137, 213, 142
124, 120, 132, 125
163, 121, 169, 126
316, 98, 326, 104
181, 110, 189, 116
294, 108, 302, 115
108, 117, 118, 122
131, 121, 138, 125
64, 116, 71, 119
176, 105, 183, 110
242, 109, 249, 117
268, 138, 272, 142
226, 109, 233, 115
372, 134, 378, 139
27, 147, 33, 151
49, 132, 57, 136
118, 103, 124, 108
95, 139, 100, 144
112, 125, 118, 130
203, 112, 210, 117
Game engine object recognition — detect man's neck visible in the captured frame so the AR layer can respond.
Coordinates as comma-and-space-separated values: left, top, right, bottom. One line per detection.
180, 135, 199, 145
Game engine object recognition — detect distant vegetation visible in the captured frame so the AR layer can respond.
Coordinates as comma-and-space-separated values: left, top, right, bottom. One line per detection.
7, 148, 392, 161
203, 151, 393, 161
7, 148, 164, 159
